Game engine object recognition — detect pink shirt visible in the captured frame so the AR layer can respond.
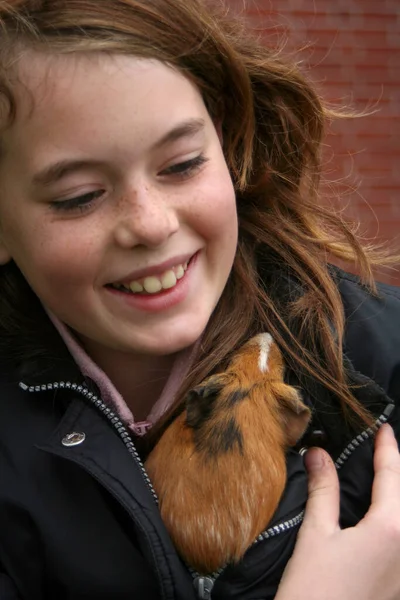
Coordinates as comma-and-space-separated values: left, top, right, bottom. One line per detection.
47, 311, 198, 436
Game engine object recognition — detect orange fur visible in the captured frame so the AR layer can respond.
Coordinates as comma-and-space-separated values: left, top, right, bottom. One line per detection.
145, 334, 310, 573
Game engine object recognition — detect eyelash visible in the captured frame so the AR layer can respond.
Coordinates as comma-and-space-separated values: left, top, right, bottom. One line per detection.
50, 154, 209, 213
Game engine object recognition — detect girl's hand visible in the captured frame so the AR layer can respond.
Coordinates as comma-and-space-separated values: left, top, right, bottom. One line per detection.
275, 423, 400, 600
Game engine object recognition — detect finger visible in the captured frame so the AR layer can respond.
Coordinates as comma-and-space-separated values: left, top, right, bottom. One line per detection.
302, 447, 340, 531
371, 424, 400, 509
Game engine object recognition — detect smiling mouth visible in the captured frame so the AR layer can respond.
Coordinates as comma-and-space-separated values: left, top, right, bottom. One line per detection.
107, 260, 191, 296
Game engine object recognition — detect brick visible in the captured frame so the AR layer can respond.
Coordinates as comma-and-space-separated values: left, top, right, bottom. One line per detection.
243, 0, 400, 281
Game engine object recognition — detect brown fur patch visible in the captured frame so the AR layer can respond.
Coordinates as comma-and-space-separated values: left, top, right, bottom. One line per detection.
145, 335, 310, 573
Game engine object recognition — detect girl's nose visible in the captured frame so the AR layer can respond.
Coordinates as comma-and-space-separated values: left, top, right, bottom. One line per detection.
114, 186, 180, 249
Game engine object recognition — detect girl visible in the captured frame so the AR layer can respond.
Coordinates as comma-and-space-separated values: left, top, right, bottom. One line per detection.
0, 0, 400, 598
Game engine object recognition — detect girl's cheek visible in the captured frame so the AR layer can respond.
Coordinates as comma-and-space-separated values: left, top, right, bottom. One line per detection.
197, 173, 237, 222
19, 225, 100, 285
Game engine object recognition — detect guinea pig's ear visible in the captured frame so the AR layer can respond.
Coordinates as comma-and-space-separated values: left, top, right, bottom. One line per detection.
275, 384, 311, 446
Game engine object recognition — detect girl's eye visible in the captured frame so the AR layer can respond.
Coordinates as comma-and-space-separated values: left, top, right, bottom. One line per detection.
160, 154, 208, 178
48, 155, 208, 213
50, 190, 104, 213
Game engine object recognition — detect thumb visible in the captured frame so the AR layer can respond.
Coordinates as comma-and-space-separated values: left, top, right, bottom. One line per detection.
302, 448, 340, 532
371, 423, 400, 511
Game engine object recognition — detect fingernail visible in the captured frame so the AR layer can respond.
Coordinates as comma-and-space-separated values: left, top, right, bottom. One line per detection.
304, 448, 324, 471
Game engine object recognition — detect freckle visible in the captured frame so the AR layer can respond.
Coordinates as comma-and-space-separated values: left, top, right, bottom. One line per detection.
116, 194, 134, 213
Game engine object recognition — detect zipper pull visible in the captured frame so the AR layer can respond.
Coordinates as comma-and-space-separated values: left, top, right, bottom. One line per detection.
193, 576, 215, 599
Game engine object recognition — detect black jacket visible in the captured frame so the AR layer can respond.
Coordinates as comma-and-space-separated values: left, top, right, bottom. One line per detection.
0, 268, 400, 600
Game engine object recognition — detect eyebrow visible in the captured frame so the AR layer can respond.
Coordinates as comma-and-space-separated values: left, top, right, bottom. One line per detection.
31, 117, 206, 187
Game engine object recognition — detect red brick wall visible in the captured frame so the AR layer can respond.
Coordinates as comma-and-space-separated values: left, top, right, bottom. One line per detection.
233, 0, 400, 283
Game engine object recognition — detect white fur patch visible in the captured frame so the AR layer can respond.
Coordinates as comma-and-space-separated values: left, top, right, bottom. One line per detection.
257, 333, 273, 373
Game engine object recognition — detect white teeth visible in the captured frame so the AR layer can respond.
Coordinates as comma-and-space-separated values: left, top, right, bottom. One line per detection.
143, 276, 163, 294
129, 281, 144, 293
175, 265, 185, 280
113, 260, 191, 294
161, 270, 177, 289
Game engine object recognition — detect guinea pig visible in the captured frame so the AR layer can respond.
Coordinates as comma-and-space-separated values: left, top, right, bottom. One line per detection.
145, 333, 311, 574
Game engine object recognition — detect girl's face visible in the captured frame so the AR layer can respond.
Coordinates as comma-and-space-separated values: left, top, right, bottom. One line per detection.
0, 53, 238, 359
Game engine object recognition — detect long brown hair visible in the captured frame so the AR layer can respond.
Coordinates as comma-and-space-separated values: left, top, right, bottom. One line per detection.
0, 0, 393, 433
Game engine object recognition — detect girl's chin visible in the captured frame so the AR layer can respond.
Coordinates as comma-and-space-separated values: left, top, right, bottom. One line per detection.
133, 334, 202, 357
123, 321, 207, 357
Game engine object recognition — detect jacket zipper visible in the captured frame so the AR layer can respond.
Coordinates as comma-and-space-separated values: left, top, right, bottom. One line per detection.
19, 380, 395, 600
19, 380, 159, 503
334, 402, 394, 469
190, 510, 305, 598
